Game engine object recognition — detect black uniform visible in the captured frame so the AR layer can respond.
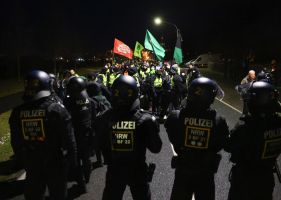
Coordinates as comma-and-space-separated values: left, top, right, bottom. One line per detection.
226, 114, 281, 200
87, 81, 111, 168
165, 77, 229, 200
64, 90, 94, 187
165, 107, 229, 200
9, 95, 77, 200
226, 81, 281, 200
96, 102, 162, 200
160, 72, 172, 120
171, 73, 185, 110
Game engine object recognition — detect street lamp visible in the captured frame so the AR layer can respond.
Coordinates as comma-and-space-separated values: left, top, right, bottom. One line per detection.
154, 17, 162, 25
153, 17, 182, 39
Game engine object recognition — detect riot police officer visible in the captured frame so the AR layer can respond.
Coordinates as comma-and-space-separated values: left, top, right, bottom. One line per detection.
165, 77, 229, 200
226, 81, 281, 200
87, 81, 111, 168
9, 70, 77, 200
96, 75, 162, 200
64, 77, 95, 193
170, 65, 185, 110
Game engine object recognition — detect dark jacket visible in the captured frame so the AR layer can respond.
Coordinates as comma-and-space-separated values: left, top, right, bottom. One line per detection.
226, 114, 281, 169
165, 105, 229, 172
96, 100, 162, 166
9, 95, 77, 167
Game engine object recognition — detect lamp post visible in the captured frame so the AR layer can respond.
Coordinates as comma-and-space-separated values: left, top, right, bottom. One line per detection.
154, 17, 182, 40
154, 17, 183, 64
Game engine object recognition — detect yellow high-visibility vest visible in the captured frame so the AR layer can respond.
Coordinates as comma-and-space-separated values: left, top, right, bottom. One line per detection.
154, 77, 163, 88
108, 73, 116, 85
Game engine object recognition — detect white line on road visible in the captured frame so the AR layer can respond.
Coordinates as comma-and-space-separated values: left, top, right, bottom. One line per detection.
216, 98, 242, 114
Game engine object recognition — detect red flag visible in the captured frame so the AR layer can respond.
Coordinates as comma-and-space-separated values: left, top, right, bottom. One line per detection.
113, 38, 133, 59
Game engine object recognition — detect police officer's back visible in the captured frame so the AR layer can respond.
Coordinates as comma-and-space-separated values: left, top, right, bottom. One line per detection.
169, 66, 185, 110
9, 70, 77, 200
226, 81, 281, 200
96, 75, 162, 200
63, 77, 94, 192
165, 77, 229, 200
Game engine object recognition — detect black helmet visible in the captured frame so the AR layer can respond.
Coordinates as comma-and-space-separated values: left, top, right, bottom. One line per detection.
87, 81, 101, 97
128, 66, 137, 76
247, 81, 276, 115
67, 76, 86, 96
187, 77, 221, 110
111, 75, 138, 110
23, 70, 51, 101
256, 71, 272, 84
170, 64, 178, 74
190, 68, 201, 79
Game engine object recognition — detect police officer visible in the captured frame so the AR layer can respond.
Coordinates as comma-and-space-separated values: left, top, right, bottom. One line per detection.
226, 81, 281, 200
64, 77, 95, 193
185, 66, 201, 89
170, 65, 185, 110
152, 67, 163, 115
9, 70, 77, 200
96, 75, 162, 200
87, 81, 111, 168
165, 77, 229, 200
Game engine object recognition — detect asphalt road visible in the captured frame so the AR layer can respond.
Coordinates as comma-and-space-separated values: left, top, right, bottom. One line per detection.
6, 98, 281, 200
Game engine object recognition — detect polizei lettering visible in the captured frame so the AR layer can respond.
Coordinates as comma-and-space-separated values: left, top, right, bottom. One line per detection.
20, 110, 46, 118
112, 121, 136, 130
184, 117, 213, 128
264, 128, 281, 139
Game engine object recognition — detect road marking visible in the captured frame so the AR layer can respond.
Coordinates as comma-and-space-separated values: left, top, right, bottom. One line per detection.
17, 170, 26, 180
170, 144, 177, 156
216, 98, 242, 114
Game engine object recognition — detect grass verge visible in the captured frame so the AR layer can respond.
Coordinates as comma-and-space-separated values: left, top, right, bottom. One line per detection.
0, 111, 13, 162
0, 79, 24, 98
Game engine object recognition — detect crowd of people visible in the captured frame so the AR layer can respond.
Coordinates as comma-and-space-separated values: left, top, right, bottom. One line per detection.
54, 61, 200, 122
7, 58, 281, 200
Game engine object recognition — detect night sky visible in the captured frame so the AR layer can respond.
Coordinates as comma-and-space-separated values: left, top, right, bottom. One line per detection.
1, 0, 280, 60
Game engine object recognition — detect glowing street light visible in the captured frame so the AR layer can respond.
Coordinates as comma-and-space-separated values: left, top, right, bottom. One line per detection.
153, 17, 182, 39
154, 17, 162, 25
153, 16, 184, 64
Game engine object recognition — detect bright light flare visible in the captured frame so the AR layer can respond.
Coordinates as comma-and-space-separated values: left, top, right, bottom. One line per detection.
154, 17, 162, 25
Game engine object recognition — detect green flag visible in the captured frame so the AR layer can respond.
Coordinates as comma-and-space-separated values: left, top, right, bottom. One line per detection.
144, 30, 165, 61
173, 31, 183, 64
134, 41, 144, 58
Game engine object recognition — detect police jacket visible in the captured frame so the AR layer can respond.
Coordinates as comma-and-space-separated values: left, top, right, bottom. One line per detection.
171, 74, 185, 93
226, 114, 281, 170
9, 95, 77, 167
96, 100, 162, 166
165, 106, 229, 172
64, 90, 94, 138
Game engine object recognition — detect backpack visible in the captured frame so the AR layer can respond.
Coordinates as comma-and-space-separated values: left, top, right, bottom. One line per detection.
92, 95, 111, 116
